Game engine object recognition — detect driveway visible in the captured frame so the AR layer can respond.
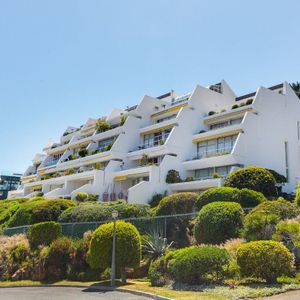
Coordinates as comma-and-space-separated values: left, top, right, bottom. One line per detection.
0, 286, 150, 300
261, 290, 300, 299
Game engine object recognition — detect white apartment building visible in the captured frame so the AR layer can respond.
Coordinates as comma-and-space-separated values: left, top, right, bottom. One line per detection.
8, 81, 300, 204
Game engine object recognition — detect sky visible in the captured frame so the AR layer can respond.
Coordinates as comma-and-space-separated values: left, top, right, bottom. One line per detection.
1, 0, 300, 173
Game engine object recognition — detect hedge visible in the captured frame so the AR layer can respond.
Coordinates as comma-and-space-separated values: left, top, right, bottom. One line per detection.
194, 202, 244, 244
7, 199, 75, 227
243, 199, 300, 241
195, 187, 266, 210
237, 240, 294, 283
58, 200, 151, 223
28, 221, 62, 247
224, 166, 277, 197
87, 221, 141, 282
169, 246, 230, 284
155, 192, 198, 216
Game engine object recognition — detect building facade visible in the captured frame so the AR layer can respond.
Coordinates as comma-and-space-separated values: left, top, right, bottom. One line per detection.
0, 171, 22, 200
8, 81, 300, 203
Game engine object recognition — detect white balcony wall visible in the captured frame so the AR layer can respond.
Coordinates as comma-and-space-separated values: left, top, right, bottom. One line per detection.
44, 187, 68, 199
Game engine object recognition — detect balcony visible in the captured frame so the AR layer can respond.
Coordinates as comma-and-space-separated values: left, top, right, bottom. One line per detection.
191, 146, 233, 160
183, 146, 239, 170
48, 124, 123, 156
127, 139, 171, 160
139, 118, 177, 135
193, 123, 243, 143
168, 178, 224, 193
24, 169, 101, 188
203, 105, 253, 125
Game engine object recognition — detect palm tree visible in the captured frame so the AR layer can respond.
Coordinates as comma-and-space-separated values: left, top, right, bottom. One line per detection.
290, 82, 300, 99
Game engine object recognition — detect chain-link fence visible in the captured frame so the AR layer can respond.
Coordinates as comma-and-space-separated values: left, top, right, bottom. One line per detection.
3, 212, 199, 239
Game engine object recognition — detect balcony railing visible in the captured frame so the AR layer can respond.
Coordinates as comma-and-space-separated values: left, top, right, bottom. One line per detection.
130, 140, 166, 152
42, 160, 59, 167
190, 146, 233, 160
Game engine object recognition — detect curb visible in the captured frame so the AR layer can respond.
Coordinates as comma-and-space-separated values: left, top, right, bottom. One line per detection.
0, 284, 172, 300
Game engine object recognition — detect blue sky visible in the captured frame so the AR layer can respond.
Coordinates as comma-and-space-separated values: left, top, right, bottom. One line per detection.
1, 0, 300, 173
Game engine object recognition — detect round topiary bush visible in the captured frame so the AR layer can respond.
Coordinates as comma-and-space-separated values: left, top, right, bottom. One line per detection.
27, 221, 62, 247
195, 187, 266, 210
244, 199, 300, 241
236, 240, 294, 283
169, 246, 230, 284
155, 192, 197, 216
165, 170, 181, 184
75, 192, 89, 202
194, 202, 244, 244
87, 221, 141, 283
224, 166, 277, 197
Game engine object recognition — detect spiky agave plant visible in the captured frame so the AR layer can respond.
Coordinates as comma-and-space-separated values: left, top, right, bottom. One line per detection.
142, 226, 173, 261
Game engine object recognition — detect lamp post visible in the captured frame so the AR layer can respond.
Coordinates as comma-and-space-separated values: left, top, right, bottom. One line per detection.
111, 210, 118, 287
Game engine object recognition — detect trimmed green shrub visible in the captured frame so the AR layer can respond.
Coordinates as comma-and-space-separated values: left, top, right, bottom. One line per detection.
295, 180, 300, 207
194, 202, 244, 244
155, 193, 197, 216
148, 257, 168, 287
78, 148, 88, 157
58, 200, 151, 223
165, 170, 181, 184
31, 199, 75, 224
224, 166, 277, 197
155, 193, 198, 248
244, 200, 300, 241
28, 221, 62, 247
7, 199, 75, 227
169, 246, 230, 284
87, 221, 141, 283
236, 240, 294, 283
267, 169, 287, 184
195, 187, 266, 210
0, 198, 28, 228
149, 194, 164, 208
75, 192, 89, 202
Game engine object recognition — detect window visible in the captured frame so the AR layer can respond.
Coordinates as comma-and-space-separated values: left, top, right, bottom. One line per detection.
209, 117, 243, 130
195, 165, 241, 180
53, 153, 63, 161
196, 134, 238, 158
142, 128, 172, 148
284, 141, 289, 182
156, 114, 177, 123
132, 176, 149, 186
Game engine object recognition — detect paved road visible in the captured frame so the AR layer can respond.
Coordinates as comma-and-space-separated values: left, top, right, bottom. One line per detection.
261, 290, 300, 299
0, 286, 150, 300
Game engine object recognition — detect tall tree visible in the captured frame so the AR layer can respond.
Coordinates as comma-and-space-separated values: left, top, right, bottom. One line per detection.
290, 82, 300, 99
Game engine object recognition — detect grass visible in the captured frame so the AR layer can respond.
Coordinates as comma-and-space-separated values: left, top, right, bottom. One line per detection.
1, 280, 300, 299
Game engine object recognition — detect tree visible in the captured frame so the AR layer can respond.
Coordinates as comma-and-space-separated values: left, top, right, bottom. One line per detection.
291, 82, 300, 99
87, 221, 141, 283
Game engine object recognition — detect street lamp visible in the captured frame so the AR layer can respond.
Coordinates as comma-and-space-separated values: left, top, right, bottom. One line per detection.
111, 210, 118, 287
